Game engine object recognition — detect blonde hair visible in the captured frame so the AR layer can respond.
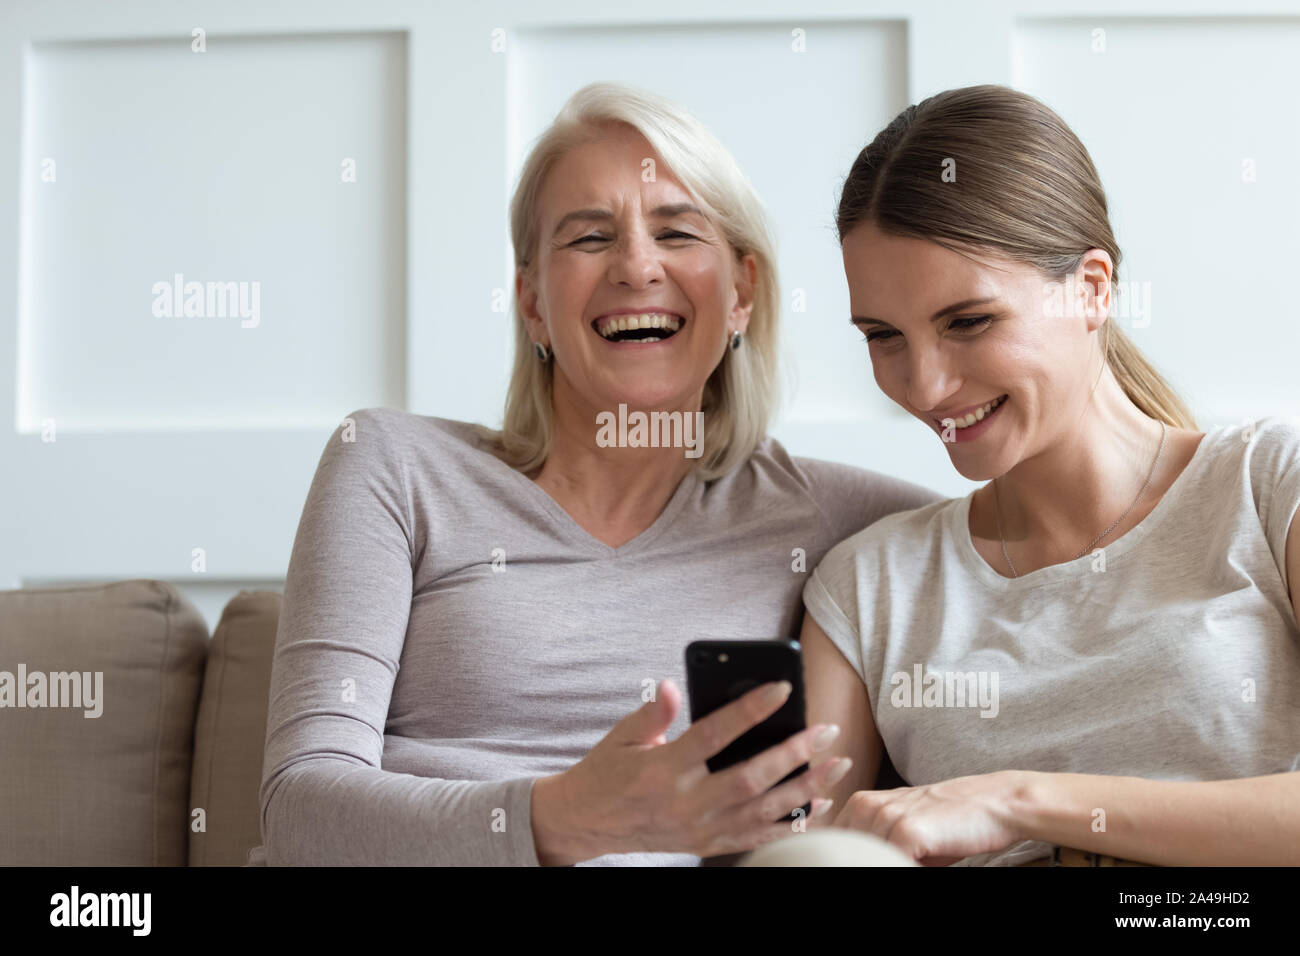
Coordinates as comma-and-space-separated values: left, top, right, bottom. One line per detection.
836, 84, 1196, 429
473, 82, 781, 480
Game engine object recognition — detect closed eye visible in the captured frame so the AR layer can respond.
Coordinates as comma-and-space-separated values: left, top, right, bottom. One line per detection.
570, 230, 698, 246
863, 315, 992, 343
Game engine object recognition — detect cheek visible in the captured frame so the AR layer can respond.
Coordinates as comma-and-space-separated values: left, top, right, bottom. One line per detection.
994, 330, 1057, 395
868, 350, 904, 396
542, 255, 597, 302
674, 251, 732, 308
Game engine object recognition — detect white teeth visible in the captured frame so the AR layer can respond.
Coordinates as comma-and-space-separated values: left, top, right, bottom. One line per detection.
947, 395, 1004, 429
596, 313, 683, 339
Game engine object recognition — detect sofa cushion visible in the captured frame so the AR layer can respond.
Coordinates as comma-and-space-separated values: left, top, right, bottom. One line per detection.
0, 580, 208, 865
188, 590, 279, 866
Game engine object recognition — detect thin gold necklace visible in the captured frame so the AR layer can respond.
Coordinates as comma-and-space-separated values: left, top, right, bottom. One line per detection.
993, 420, 1167, 578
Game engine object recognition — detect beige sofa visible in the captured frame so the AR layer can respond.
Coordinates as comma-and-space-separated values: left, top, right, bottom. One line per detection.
0, 579, 278, 866
0, 578, 911, 866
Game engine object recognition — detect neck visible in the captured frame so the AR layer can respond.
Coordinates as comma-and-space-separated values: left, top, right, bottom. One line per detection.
990, 367, 1165, 552
533, 378, 702, 535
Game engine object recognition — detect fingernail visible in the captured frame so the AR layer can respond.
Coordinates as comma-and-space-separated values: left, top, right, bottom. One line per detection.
810, 724, 840, 750
825, 757, 852, 786
813, 798, 835, 817
764, 680, 792, 705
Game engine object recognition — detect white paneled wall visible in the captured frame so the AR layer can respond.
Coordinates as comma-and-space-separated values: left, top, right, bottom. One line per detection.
1, 1, 1296, 617
1013, 17, 1300, 424
18, 32, 407, 433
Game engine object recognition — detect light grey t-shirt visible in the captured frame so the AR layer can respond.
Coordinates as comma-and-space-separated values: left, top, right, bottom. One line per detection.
252, 406, 939, 866
803, 417, 1300, 866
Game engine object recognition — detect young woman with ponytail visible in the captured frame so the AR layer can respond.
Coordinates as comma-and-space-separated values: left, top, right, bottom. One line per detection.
775, 85, 1300, 867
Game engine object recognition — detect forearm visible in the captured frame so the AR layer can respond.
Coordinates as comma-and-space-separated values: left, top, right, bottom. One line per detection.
1012, 769, 1300, 865
261, 760, 540, 865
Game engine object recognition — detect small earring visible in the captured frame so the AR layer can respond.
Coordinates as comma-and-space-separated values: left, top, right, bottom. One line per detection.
729, 330, 743, 351
534, 342, 550, 362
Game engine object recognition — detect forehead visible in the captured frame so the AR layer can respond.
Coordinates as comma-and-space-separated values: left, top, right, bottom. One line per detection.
842, 221, 1016, 318
538, 126, 692, 215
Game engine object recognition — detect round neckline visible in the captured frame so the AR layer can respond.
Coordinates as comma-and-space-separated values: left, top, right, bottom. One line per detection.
952, 426, 1217, 590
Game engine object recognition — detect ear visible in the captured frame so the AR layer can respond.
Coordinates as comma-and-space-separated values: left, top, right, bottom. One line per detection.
1074, 249, 1113, 334
515, 266, 548, 346
730, 252, 758, 336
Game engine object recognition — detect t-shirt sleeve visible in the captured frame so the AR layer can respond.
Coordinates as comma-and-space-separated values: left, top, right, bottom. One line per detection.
259, 407, 542, 865
1246, 416, 1300, 586
801, 535, 870, 687
803, 457, 943, 542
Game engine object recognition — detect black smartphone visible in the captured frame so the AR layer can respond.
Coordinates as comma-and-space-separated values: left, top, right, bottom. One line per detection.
684, 639, 810, 823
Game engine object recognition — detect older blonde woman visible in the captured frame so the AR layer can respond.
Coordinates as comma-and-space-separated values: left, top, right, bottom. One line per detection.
250, 83, 937, 866
789, 85, 1300, 867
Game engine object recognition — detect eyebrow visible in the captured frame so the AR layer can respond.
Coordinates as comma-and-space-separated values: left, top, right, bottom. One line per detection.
550, 203, 706, 237
851, 296, 999, 327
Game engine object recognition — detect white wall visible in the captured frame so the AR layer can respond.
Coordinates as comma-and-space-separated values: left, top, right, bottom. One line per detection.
2, 0, 1297, 628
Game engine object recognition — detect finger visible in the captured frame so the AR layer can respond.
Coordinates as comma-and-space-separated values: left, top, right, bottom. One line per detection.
703, 725, 850, 820
738, 752, 853, 826
609, 678, 681, 747
834, 788, 886, 832
671, 679, 793, 767
704, 799, 834, 860
865, 790, 921, 848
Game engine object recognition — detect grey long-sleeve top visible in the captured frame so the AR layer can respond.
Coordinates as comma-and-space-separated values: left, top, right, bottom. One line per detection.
252, 406, 939, 865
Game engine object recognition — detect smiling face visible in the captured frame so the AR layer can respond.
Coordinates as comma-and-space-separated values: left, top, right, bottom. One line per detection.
842, 220, 1109, 481
517, 124, 755, 418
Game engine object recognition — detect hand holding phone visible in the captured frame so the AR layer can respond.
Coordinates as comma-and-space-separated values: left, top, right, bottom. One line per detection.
531, 658, 847, 864
685, 639, 812, 823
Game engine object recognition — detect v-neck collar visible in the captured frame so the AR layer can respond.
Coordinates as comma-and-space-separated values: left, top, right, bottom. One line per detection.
952, 426, 1217, 590
508, 460, 702, 559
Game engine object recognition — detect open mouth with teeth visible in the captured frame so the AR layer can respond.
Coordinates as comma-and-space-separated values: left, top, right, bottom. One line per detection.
941, 394, 1008, 430
593, 312, 684, 344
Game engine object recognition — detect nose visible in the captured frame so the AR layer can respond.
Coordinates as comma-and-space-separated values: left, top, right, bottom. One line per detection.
606, 229, 665, 289
903, 342, 961, 416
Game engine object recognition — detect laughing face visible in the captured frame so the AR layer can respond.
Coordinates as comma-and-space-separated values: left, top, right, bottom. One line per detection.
841, 220, 1109, 481
517, 124, 756, 421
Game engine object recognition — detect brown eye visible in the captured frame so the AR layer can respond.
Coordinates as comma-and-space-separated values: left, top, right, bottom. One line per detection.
949, 315, 992, 332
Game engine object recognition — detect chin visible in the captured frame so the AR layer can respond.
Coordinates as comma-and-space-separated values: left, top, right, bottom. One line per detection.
949, 457, 993, 482
594, 390, 690, 412
944, 447, 1005, 483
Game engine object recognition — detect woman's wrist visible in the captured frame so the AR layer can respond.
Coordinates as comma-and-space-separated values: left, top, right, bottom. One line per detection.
531, 772, 596, 866
1003, 769, 1055, 843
